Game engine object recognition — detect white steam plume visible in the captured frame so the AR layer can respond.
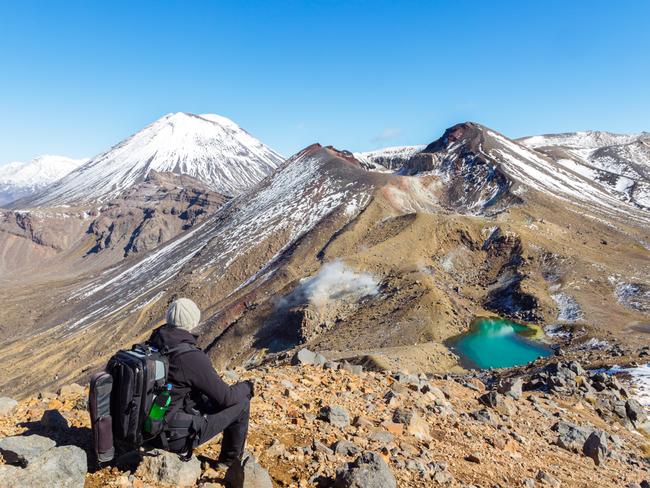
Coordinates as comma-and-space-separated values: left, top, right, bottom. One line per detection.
282, 260, 379, 309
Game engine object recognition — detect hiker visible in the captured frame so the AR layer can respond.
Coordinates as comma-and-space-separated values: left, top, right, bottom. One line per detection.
147, 298, 254, 466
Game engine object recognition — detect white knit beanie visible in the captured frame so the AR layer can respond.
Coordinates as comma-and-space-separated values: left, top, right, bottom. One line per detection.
166, 298, 201, 331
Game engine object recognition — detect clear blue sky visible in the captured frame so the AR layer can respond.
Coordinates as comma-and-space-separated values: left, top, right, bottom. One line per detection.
1, 0, 648, 163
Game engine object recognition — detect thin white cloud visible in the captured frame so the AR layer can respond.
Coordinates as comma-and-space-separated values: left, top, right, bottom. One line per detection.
372, 127, 401, 142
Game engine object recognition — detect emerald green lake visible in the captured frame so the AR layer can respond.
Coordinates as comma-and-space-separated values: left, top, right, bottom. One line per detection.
449, 317, 552, 369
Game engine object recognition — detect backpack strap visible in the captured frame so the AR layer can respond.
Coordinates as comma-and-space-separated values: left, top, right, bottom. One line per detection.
155, 342, 201, 456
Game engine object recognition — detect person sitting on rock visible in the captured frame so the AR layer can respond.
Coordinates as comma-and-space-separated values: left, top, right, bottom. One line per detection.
147, 298, 253, 466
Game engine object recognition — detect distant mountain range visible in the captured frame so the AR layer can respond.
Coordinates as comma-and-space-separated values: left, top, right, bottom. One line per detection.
0, 114, 648, 399
0, 155, 88, 206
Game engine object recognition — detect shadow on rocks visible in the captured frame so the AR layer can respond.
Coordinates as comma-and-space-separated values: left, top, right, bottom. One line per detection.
18, 410, 93, 469
311, 474, 336, 487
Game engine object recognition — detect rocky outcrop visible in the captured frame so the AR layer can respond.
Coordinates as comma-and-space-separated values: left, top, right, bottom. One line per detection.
87, 171, 227, 257
482, 233, 540, 321
400, 123, 523, 214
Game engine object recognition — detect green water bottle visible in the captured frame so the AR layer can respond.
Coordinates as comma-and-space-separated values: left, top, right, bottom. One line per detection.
144, 383, 172, 433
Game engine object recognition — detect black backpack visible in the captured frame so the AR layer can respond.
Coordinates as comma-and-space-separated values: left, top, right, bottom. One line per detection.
89, 342, 194, 465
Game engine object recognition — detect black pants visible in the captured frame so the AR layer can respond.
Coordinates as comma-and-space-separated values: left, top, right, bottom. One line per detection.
165, 398, 250, 462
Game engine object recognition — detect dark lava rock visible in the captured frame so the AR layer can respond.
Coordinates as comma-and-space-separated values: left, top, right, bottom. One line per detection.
625, 398, 648, 426
334, 451, 397, 488
320, 405, 351, 428
552, 421, 591, 453
333, 440, 360, 457
497, 377, 524, 399
478, 391, 502, 409
583, 430, 609, 466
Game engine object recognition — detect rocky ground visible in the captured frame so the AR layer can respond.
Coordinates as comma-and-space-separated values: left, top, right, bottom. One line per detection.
0, 345, 649, 487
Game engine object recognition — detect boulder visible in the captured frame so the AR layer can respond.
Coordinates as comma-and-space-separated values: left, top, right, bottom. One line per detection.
0, 396, 18, 416
369, 430, 394, 444
392, 408, 413, 425
470, 409, 496, 423
497, 377, 524, 400
552, 421, 591, 453
536, 470, 561, 487
135, 450, 201, 487
427, 386, 447, 402
625, 398, 648, 427
334, 451, 397, 488
583, 430, 609, 466
406, 412, 431, 441
313, 440, 334, 455
313, 353, 328, 367
433, 469, 454, 484
392, 409, 430, 440
321, 405, 350, 428
393, 372, 420, 386
224, 453, 273, 488
0, 444, 87, 488
0, 434, 56, 467
38, 391, 57, 402
341, 361, 363, 375
478, 391, 515, 416
567, 361, 586, 376
464, 452, 481, 464
291, 348, 317, 366
333, 440, 360, 457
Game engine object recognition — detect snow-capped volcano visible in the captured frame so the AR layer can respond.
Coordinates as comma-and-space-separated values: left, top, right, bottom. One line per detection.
0, 155, 87, 206
20, 112, 284, 207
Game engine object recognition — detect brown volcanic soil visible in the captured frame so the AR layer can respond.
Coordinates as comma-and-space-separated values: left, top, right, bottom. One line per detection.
1, 363, 648, 487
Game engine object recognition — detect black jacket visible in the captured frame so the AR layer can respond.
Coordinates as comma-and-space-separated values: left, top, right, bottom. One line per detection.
148, 324, 251, 412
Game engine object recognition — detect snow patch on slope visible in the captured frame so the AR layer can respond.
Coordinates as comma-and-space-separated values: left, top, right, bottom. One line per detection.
65, 149, 373, 332
609, 363, 650, 406
519, 131, 643, 149
354, 145, 425, 171
488, 131, 649, 223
